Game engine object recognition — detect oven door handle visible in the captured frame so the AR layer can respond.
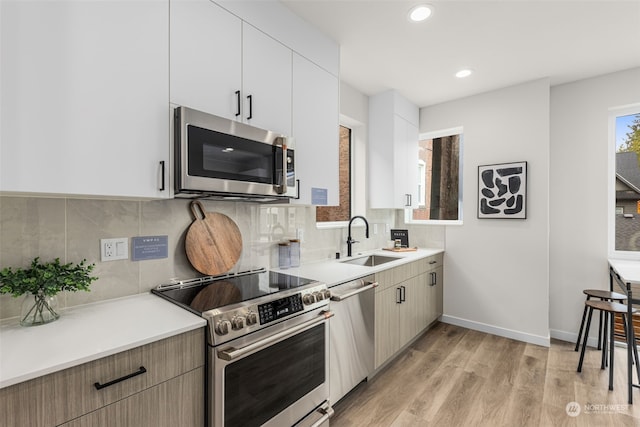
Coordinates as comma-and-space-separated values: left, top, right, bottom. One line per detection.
217, 310, 334, 362
310, 404, 334, 427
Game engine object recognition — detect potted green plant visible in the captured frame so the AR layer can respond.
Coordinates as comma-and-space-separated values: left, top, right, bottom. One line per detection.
0, 257, 97, 326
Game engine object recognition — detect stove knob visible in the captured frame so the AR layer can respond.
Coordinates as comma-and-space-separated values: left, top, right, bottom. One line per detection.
231, 316, 245, 330
215, 319, 232, 335
246, 311, 258, 326
321, 290, 331, 300
313, 291, 323, 301
302, 294, 316, 305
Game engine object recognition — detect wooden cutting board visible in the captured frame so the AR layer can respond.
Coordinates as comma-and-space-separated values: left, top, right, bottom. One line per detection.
185, 200, 242, 275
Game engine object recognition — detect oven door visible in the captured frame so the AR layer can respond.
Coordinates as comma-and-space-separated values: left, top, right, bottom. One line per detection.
210, 309, 332, 427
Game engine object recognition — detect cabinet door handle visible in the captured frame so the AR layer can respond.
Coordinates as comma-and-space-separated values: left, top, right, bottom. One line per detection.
429, 260, 437, 265
94, 366, 147, 390
235, 90, 241, 117
400, 285, 406, 302
247, 94, 253, 120
405, 194, 412, 207
396, 287, 402, 304
430, 272, 437, 286
159, 160, 165, 191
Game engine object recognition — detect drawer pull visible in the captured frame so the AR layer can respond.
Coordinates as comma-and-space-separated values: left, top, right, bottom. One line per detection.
94, 366, 147, 390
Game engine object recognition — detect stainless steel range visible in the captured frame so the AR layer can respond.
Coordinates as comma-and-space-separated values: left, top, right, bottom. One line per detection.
152, 269, 333, 427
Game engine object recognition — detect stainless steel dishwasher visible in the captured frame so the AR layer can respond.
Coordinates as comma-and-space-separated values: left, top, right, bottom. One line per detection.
329, 274, 377, 405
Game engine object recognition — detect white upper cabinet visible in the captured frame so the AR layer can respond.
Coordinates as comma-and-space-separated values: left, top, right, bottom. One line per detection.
368, 90, 419, 209
241, 24, 292, 136
291, 53, 339, 205
0, 0, 338, 200
0, 0, 170, 199
170, 0, 242, 120
170, 0, 338, 205
170, 0, 291, 136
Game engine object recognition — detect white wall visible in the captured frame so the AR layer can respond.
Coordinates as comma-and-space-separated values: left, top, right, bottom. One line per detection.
420, 79, 551, 346
550, 67, 640, 343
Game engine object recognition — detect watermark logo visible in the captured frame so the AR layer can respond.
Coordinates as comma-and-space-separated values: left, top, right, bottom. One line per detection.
565, 401, 581, 417
565, 401, 631, 417
583, 403, 630, 414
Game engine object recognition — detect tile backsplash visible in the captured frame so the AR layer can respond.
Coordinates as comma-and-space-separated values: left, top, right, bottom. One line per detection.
0, 196, 444, 321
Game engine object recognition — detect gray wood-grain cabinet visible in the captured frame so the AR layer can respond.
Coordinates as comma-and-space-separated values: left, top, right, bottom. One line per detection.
0, 328, 205, 427
374, 254, 443, 368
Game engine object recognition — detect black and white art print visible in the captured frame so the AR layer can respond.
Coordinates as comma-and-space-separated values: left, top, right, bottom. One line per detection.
477, 161, 527, 219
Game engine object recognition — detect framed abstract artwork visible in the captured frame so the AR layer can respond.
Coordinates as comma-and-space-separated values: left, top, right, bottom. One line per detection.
477, 161, 527, 219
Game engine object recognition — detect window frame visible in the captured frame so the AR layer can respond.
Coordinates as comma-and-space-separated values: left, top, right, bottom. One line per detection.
417, 159, 427, 207
608, 103, 640, 259
404, 126, 464, 225
316, 115, 366, 229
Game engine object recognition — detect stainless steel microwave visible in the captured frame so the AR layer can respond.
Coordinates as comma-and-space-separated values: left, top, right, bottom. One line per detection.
173, 106, 297, 201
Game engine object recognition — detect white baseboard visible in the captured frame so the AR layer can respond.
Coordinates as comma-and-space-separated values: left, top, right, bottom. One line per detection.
441, 314, 551, 347
551, 328, 600, 348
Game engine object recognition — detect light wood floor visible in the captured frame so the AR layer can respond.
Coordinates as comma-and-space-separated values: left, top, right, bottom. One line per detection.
331, 323, 640, 426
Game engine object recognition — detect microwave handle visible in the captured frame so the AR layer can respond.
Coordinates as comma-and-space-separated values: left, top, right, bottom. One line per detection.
274, 136, 287, 195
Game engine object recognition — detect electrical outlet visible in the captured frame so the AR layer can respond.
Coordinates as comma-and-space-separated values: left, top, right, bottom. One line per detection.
104, 242, 115, 258
296, 229, 305, 243
101, 238, 129, 262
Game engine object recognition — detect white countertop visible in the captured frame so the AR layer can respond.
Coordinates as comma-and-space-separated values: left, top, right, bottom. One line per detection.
609, 258, 640, 284
0, 248, 443, 390
0, 293, 206, 389
274, 248, 444, 287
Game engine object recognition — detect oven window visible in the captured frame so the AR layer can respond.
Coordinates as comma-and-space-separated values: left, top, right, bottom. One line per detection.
224, 324, 325, 426
187, 125, 276, 184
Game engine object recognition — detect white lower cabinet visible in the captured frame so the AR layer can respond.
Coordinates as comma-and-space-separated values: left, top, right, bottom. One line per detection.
374, 255, 443, 369
0, 328, 204, 427
0, 0, 170, 199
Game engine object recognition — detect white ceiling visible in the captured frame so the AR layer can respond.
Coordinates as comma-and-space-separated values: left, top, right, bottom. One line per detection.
282, 0, 640, 108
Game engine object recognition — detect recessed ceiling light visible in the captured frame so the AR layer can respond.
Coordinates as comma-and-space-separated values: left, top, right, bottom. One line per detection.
408, 4, 433, 22
455, 69, 473, 78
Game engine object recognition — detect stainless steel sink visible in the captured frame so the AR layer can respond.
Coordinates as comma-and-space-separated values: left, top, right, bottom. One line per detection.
340, 254, 400, 267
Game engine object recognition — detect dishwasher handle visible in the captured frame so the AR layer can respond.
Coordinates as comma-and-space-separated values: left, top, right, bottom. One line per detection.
330, 281, 378, 301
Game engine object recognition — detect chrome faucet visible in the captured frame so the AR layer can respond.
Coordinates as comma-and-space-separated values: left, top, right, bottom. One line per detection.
347, 215, 369, 257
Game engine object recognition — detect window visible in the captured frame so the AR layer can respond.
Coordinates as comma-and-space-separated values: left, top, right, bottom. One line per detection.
316, 125, 351, 223
611, 107, 640, 254
406, 127, 463, 224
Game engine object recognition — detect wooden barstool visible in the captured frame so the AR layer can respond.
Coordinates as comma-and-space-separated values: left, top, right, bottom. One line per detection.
577, 300, 640, 391
575, 289, 627, 352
